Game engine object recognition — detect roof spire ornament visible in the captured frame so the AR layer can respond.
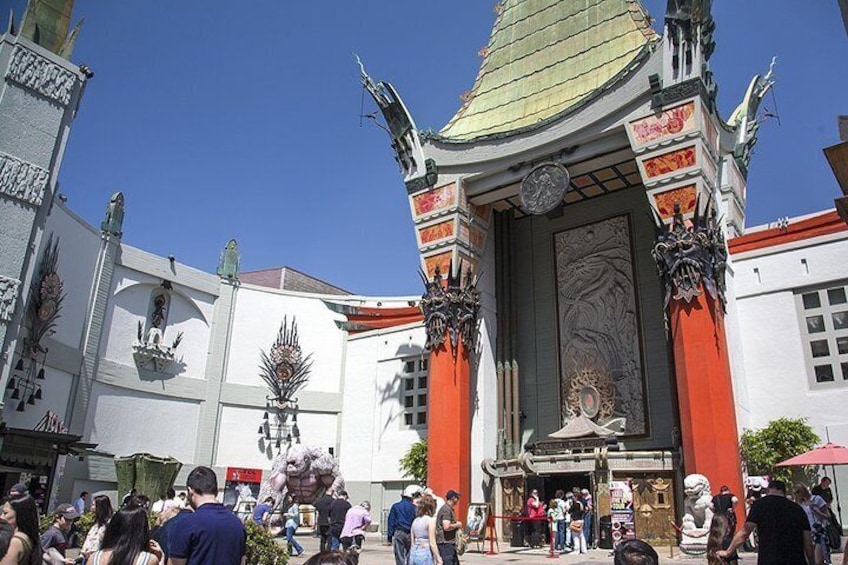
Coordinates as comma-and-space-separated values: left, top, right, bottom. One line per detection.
727, 57, 777, 175
355, 55, 437, 192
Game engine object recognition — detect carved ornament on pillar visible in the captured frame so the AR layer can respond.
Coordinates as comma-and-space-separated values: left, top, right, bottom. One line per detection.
0, 152, 49, 207
0, 276, 22, 323
7, 46, 76, 106
651, 197, 727, 313
419, 263, 480, 357
665, 1, 715, 65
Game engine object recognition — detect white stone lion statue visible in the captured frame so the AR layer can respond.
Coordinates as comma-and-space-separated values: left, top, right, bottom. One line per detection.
681, 473, 714, 532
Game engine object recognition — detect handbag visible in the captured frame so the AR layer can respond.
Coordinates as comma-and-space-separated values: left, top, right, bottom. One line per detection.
570, 520, 584, 533
455, 528, 468, 556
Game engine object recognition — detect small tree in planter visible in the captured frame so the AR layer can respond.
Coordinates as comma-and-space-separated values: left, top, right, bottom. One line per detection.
740, 417, 820, 484
245, 521, 290, 564
399, 439, 427, 484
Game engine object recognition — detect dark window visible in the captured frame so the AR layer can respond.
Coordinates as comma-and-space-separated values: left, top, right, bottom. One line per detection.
804, 292, 822, 309
811, 340, 830, 358
829, 288, 847, 305
815, 365, 835, 383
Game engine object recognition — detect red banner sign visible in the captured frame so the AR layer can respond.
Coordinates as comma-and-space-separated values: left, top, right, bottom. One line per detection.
226, 467, 262, 483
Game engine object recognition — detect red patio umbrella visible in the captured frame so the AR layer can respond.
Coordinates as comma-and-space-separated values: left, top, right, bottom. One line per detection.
776, 442, 848, 520
776, 442, 848, 467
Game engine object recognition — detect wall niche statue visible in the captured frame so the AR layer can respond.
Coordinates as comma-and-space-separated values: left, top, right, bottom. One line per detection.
132, 282, 183, 372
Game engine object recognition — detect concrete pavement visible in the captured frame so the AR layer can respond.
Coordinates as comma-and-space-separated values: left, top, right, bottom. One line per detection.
284, 531, 758, 564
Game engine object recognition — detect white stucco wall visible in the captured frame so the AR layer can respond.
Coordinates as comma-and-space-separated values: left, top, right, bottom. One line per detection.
215, 405, 338, 470
100, 265, 213, 379
733, 229, 848, 435
340, 324, 427, 483
40, 204, 102, 349
225, 286, 346, 392
3, 366, 74, 429
84, 382, 200, 463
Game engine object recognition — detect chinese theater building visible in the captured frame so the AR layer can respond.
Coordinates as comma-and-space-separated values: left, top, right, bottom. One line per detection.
362, 0, 767, 544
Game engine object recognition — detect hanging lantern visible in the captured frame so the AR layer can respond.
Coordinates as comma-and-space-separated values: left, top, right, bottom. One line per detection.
11, 388, 20, 400
34, 387, 42, 400
263, 411, 269, 421
275, 438, 281, 449
6, 378, 15, 390
14, 359, 23, 371
257, 426, 264, 435
15, 400, 24, 412
36, 368, 45, 380
26, 394, 35, 406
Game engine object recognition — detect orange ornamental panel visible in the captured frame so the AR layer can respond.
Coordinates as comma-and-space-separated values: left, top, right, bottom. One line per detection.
412, 183, 458, 218
419, 220, 455, 246
458, 222, 486, 252
652, 185, 698, 221
468, 202, 492, 227
643, 146, 697, 179
423, 251, 453, 279
630, 102, 696, 146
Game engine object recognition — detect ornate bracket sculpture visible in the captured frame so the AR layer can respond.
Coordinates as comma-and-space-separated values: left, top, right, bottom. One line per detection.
217, 239, 240, 280
419, 263, 480, 358
651, 196, 727, 315
132, 322, 183, 372
100, 192, 125, 237
550, 364, 626, 440
356, 56, 437, 191
727, 57, 777, 173
7, 235, 64, 411
665, 0, 715, 64
258, 317, 312, 452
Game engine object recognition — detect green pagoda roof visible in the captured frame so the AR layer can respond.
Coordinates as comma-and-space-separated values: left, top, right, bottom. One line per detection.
438, 0, 659, 142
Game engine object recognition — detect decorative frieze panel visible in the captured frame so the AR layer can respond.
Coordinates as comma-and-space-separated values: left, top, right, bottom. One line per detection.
410, 179, 492, 278
555, 216, 646, 436
628, 102, 697, 148
6, 46, 76, 106
0, 276, 22, 322
0, 152, 49, 207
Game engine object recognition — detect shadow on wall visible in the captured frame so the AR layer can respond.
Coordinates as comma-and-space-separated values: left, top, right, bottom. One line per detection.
375, 343, 427, 444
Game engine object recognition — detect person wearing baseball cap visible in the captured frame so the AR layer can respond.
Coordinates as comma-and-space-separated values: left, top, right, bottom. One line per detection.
388, 486, 420, 565
436, 490, 463, 565
41, 503, 80, 562
7, 484, 27, 500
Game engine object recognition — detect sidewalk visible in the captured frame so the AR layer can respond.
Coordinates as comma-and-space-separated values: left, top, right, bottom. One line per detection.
285, 531, 764, 564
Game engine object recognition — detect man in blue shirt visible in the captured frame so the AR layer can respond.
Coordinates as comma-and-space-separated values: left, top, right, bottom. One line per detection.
252, 497, 275, 526
387, 485, 421, 565
169, 466, 247, 565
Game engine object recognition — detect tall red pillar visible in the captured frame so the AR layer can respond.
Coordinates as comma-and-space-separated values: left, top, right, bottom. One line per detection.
670, 290, 745, 525
419, 265, 478, 522
427, 341, 471, 520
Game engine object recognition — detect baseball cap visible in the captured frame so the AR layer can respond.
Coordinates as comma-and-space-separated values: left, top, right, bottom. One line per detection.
403, 485, 422, 498
54, 503, 80, 520
446, 490, 461, 500
8, 484, 27, 497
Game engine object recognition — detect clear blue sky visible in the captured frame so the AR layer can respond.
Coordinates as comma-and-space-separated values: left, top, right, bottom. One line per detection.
8, 1, 848, 295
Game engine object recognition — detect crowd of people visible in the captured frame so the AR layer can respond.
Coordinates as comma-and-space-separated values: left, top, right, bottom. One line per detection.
386, 485, 463, 565
523, 486, 594, 553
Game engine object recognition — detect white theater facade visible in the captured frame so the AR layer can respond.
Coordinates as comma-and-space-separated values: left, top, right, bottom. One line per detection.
2, 0, 848, 539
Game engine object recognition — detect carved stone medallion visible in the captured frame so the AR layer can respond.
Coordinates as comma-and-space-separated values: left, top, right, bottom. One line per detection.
520, 163, 570, 215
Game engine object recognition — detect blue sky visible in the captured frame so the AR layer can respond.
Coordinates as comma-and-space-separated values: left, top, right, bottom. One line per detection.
8, 1, 848, 295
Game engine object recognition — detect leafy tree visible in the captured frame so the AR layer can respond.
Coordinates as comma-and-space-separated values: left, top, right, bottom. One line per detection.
740, 417, 820, 484
400, 439, 427, 484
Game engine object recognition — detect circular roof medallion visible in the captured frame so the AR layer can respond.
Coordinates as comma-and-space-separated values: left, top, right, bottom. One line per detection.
519, 163, 570, 215
579, 385, 601, 419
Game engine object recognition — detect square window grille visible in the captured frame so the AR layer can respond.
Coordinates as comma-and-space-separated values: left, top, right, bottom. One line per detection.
399, 354, 429, 430
804, 292, 822, 309
796, 285, 848, 390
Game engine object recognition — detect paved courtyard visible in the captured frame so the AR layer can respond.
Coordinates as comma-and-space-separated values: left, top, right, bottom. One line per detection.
283, 531, 769, 564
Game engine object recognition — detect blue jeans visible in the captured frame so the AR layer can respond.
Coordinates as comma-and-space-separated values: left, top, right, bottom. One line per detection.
583, 513, 593, 547
555, 520, 566, 550
392, 530, 411, 565
409, 544, 434, 565
287, 526, 303, 555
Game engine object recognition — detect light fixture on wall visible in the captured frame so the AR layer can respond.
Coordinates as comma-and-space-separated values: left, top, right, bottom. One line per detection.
259, 397, 300, 454
6, 348, 46, 413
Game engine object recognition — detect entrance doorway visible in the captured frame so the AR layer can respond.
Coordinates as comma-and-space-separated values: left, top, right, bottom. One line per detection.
541, 474, 591, 502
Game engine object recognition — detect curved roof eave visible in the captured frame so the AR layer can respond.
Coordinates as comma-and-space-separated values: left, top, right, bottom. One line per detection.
421, 46, 662, 171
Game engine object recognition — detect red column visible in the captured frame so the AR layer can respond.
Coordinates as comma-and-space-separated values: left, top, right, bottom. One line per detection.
670, 289, 745, 525
427, 340, 471, 521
